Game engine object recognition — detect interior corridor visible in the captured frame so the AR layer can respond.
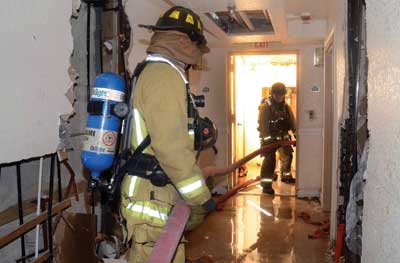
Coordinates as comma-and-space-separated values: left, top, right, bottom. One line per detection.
186, 165, 331, 263
2, 0, 387, 262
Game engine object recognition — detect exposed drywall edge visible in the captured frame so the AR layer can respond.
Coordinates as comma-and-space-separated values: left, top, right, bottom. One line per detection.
72, 0, 82, 17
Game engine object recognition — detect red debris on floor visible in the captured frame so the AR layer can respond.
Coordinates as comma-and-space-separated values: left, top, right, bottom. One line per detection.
298, 212, 330, 239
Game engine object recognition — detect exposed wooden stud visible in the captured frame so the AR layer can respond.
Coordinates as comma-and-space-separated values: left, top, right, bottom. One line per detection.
0, 199, 71, 249
0, 181, 86, 227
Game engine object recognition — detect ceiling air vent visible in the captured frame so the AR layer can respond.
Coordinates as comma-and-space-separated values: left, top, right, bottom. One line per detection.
206, 10, 274, 35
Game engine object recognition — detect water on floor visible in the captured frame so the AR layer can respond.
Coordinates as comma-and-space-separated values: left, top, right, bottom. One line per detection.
186, 165, 331, 263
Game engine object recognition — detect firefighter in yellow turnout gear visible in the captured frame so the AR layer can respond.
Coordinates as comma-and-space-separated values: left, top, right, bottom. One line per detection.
120, 6, 214, 263
258, 82, 296, 195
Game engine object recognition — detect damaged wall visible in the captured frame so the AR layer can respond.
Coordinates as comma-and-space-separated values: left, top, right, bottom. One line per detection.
0, 0, 73, 164
0, 0, 97, 216
0, 1, 102, 261
0, 1, 74, 261
363, 0, 400, 262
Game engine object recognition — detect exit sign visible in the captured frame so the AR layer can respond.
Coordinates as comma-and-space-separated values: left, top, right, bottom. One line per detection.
254, 42, 269, 48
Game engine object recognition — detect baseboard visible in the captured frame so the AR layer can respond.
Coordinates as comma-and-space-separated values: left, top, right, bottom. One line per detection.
297, 188, 321, 198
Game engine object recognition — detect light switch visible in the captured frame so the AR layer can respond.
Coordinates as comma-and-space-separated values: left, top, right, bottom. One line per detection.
308, 110, 315, 120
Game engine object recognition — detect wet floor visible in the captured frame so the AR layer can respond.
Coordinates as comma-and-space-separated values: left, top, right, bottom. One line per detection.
186, 165, 331, 263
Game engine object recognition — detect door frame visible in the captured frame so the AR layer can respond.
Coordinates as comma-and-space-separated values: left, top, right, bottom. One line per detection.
322, 38, 335, 212
324, 30, 340, 241
226, 50, 300, 186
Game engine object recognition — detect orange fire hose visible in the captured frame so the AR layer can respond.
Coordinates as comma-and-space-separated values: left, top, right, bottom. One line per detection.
215, 176, 261, 210
206, 140, 296, 178
208, 140, 296, 209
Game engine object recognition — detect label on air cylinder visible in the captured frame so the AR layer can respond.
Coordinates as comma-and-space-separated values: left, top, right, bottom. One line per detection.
82, 128, 118, 155
91, 87, 125, 102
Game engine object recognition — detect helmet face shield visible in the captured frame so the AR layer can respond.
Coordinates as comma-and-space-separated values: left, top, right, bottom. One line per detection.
272, 89, 286, 96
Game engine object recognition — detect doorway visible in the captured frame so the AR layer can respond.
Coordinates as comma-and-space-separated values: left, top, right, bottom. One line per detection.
228, 52, 298, 190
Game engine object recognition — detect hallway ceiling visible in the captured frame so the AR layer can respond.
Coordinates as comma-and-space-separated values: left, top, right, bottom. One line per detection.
162, 0, 328, 47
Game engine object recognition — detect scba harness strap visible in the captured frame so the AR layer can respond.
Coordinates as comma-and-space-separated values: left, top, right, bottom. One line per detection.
122, 57, 173, 187
125, 135, 171, 187
123, 55, 190, 187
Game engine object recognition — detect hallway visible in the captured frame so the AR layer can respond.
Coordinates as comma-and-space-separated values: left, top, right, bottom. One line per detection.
3, 0, 390, 262
186, 166, 331, 263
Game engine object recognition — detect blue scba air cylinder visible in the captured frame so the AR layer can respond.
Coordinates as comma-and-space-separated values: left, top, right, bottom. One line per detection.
81, 72, 125, 179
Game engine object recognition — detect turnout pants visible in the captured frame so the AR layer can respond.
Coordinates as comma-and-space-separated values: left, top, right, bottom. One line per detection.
120, 175, 185, 263
260, 144, 293, 187
128, 225, 185, 263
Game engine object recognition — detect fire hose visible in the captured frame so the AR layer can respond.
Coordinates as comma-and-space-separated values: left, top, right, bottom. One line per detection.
213, 140, 295, 177
208, 140, 296, 210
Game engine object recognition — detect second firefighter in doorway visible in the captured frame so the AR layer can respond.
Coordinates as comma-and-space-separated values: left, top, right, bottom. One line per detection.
258, 82, 296, 195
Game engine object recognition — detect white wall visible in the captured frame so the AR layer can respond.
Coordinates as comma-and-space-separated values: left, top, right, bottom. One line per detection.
0, 2, 75, 261
295, 45, 324, 197
189, 49, 228, 167
0, 0, 73, 163
328, 0, 347, 122
363, 1, 400, 262
125, 0, 169, 72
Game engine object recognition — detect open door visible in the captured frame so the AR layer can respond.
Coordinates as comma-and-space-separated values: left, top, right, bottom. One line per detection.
228, 52, 298, 187
228, 56, 245, 165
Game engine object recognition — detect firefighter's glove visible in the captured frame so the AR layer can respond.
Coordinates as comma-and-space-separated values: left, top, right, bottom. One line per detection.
202, 198, 216, 212
186, 198, 216, 231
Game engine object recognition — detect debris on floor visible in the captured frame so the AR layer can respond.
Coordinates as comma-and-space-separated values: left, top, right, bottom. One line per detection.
298, 211, 330, 239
